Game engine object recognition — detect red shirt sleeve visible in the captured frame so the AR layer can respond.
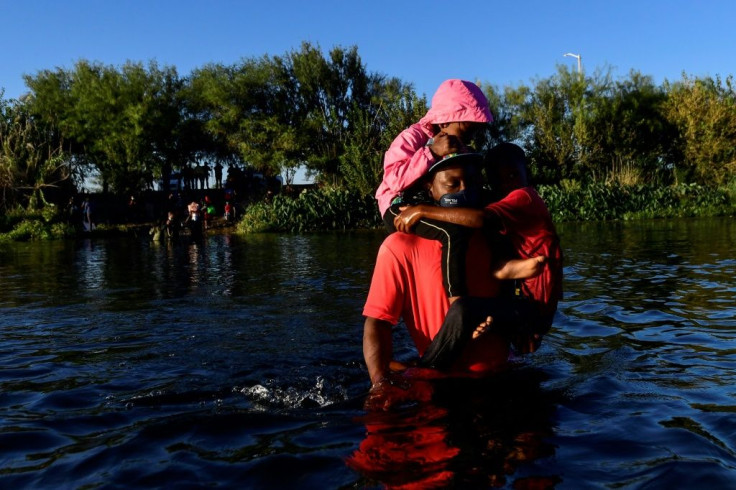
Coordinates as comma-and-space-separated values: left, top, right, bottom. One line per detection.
362, 243, 406, 324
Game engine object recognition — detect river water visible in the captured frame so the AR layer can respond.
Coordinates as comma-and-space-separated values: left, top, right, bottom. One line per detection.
1, 218, 735, 488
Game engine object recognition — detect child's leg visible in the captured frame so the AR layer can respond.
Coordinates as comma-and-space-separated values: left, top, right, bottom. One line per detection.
419, 297, 483, 369
412, 217, 470, 298
493, 256, 547, 280
382, 206, 399, 233
420, 296, 516, 369
420, 295, 531, 369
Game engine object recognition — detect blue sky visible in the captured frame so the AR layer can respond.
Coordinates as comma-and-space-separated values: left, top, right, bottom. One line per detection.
2, 0, 735, 102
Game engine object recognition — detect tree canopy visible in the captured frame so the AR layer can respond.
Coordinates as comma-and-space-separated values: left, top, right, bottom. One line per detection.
1, 44, 735, 213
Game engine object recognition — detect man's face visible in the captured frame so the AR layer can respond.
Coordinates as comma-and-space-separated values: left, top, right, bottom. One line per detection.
427, 163, 478, 202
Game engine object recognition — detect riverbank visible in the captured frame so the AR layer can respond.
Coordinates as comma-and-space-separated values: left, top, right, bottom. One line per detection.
2, 181, 735, 242
87, 216, 239, 240
0, 212, 239, 243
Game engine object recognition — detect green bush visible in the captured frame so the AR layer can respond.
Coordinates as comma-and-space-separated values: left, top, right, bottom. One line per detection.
0, 207, 76, 241
237, 187, 382, 233
1, 219, 49, 241
539, 182, 735, 222
235, 182, 734, 235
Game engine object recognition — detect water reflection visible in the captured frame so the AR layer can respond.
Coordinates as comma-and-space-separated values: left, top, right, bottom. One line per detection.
76, 239, 108, 291
348, 369, 560, 488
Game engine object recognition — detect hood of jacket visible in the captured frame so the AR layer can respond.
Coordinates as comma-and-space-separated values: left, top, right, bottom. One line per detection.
418, 79, 493, 131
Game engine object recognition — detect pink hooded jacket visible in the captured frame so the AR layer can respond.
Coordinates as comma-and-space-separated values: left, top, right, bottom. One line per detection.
375, 79, 493, 216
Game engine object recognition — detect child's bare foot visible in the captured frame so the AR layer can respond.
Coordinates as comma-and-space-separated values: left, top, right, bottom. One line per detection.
473, 316, 493, 339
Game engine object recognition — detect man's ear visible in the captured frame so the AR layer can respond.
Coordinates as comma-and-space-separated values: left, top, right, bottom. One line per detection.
424, 177, 435, 198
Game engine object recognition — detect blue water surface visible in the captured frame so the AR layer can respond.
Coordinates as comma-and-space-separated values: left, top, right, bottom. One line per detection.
1, 218, 735, 488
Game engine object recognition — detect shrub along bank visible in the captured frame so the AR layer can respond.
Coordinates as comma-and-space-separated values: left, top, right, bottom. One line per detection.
2, 182, 735, 241
236, 187, 382, 234
236, 182, 736, 234
538, 182, 736, 222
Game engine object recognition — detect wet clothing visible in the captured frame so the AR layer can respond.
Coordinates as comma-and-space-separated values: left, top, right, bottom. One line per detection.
486, 187, 563, 327
363, 231, 509, 374
419, 187, 563, 369
383, 200, 472, 298
419, 295, 538, 370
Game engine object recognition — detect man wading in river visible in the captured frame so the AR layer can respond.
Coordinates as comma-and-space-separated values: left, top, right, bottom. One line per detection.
361, 151, 555, 409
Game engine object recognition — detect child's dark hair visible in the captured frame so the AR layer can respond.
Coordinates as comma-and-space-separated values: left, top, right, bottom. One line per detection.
484, 142, 528, 185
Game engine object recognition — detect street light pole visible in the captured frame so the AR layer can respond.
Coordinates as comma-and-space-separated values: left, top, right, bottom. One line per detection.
563, 53, 582, 74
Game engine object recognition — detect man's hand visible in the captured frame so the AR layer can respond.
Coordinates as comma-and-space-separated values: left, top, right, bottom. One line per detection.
364, 371, 434, 411
363, 317, 393, 386
394, 204, 430, 233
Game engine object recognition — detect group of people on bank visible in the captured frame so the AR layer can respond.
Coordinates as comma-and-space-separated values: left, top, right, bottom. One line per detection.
149, 191, 237, 241
361, 79, 564, 408
66, 195, 96, 232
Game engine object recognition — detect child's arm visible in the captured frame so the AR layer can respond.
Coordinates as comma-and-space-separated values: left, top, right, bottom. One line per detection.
492, 256, 546, 280
382, 125, 437, 197
393, 204, 487, 232
383, 129, 465, 200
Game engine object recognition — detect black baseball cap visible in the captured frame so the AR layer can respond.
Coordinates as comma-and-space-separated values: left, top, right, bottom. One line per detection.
428, 152, 484, 174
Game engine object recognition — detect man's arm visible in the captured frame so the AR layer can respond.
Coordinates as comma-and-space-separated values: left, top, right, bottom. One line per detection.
363, 317, 393, 386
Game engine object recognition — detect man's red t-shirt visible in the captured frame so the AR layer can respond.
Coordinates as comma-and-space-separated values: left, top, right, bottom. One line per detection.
363, 231, 509, 372
485, 187, 563, 318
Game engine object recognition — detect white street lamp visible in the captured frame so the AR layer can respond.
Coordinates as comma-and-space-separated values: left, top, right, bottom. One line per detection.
563, 53, 582, 74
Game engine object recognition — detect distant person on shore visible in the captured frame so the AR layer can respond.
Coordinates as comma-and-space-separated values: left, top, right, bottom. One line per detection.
214, 162, 224, 189
81, 196, 95, 232
66, 197, 82, 230
186, 200, 202, 238
224, 201, 233, 222
165, 211, 180, 240
203, 163, 211, 189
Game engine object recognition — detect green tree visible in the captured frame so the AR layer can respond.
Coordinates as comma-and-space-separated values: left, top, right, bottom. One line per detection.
586, 71, 675, 185
663, 74, 736, 185
0, 98, 71, 210
513, 67, 582, 183
478, 83, 530, 149
340, 79, 426, 195
25, 60, 188, 195
187, 58, 287, 176
190, 42, 411, 190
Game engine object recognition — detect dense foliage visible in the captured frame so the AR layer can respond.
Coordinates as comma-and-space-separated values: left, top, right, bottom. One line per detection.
237, 187, 382, 233
2, 44, 735, 239
234, 181, 735, 235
